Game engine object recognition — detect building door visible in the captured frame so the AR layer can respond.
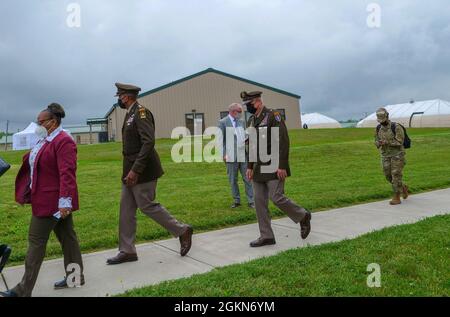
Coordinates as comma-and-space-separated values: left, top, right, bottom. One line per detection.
99, 132, 109, 143
185, 113, 205, 135
409, 112, 424, 128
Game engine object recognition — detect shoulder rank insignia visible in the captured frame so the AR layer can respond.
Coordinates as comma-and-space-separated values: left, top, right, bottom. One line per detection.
138, 106, 147, 119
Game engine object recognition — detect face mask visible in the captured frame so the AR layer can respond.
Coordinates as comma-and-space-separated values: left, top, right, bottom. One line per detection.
35, 125, 48, 139
118, 98, 127, 109
246, 101, 257, 114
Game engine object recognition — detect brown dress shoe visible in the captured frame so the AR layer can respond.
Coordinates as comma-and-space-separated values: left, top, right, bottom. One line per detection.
249, 237, 276, 248
106, 252, 138, 265
300, 210, 312, 239
179, 225, 193, 257
402, 185, 409, 199
390, 193, 401, 205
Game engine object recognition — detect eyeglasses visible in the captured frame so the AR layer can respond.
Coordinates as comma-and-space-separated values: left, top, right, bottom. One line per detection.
36, 118, 52, 126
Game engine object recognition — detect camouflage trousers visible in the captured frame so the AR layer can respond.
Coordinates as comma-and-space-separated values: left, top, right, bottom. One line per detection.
382, 153, 406, 194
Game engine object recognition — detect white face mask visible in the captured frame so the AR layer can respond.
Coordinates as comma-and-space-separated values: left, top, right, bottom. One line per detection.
35, 125, 48, 139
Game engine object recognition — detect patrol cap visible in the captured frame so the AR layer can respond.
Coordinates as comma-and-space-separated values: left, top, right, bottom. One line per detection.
376, 107, 389, 123
115, 83, 141, 97
240, 91, 262, 102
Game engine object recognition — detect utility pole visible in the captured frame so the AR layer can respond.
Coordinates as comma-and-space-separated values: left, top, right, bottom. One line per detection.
4, 120, 9, 151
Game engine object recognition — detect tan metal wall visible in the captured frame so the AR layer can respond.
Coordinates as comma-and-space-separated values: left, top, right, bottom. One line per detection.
0, 144, 12, 151
303, 123, 342, 129
108, 71, 301, 140
72, 132, 100, 145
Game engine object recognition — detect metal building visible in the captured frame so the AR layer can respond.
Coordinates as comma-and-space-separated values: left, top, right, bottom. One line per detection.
301, 113, 342, 129
97, 68, 302, 140
357, 99, 450, 128
65, 125, 108, 145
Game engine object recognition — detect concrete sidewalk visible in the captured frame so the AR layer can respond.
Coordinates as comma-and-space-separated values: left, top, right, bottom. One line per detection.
1, 188, 449, 297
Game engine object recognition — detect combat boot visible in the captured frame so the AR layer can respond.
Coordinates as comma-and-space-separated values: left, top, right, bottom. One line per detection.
402, 185, 409, 199
390, 193, 401, 205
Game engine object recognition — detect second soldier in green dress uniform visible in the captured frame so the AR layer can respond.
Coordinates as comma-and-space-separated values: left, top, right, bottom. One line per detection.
241, 91, 312, 247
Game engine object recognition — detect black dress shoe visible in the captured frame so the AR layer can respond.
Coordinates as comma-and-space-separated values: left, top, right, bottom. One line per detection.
248, 203, 255, 209
231, 202, 241, 208
300, 210, 312, 239
179, 225, 193, 257
0, 290, 18, 297
54, 276, 86, 289
106, 252, 138, 265
249, 237, 276, 248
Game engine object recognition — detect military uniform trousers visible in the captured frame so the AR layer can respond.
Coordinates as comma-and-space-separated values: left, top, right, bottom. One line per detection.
381, 152, 406, 194
252, 179, 307, 240
119, 180, 187, 254
226, 162, 254, 204
12, 214, 83, 297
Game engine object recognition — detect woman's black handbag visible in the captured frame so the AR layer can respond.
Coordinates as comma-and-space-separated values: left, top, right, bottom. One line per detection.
0, 157, 10, 177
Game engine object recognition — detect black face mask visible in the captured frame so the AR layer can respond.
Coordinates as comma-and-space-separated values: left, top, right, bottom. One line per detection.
118, 98, 126, 109
246, 101, 257, 114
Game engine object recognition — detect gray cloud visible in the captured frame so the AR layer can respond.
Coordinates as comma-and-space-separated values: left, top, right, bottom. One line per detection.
1, 0, 449, 132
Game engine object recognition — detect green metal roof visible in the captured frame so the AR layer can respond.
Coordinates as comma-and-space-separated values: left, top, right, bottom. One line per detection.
104, 68, 301, 118
86, 118, 108, 125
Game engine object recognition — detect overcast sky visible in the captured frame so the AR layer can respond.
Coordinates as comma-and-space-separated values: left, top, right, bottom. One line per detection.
1, 0, 449, 132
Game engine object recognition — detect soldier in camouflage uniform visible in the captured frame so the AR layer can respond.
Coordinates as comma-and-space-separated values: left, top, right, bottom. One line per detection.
374, 108, 409, 205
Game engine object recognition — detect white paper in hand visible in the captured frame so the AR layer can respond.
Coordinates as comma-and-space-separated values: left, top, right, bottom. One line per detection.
53, 211, 61, 220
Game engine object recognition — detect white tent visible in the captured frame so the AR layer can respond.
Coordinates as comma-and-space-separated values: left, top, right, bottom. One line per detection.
301, 113, 342, 129
12, 122, 40, 151
12, 123, 73, 151
357, 99, 450, 128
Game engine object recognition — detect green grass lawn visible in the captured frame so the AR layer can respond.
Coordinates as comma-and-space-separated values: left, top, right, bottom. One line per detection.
122, 215, 450, 297
1, 128, 450, 265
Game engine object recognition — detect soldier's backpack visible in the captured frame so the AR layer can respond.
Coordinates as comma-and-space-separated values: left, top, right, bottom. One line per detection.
376, 122, 411, 149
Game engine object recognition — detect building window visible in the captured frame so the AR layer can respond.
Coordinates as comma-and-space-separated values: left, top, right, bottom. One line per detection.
276, 108, 286, 120
220, 111, 228, 119
185, 112, 205, 135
